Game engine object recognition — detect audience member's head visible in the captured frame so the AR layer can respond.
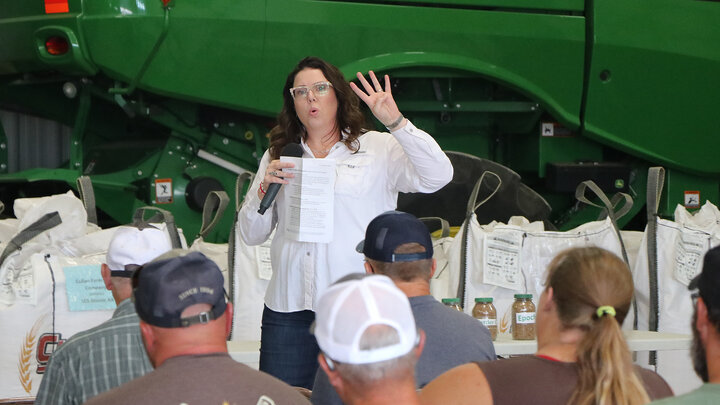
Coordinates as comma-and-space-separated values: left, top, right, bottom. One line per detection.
313, 274, 423, 404
132, 250, 232, 367
420, 247, 673, 405
102, 226, 173, 303
543, 246, 648, 405
357, 211, 434, 287
688, 245, 720, 382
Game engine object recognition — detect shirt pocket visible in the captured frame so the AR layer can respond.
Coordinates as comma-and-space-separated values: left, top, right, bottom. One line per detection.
335, 154, 375, 197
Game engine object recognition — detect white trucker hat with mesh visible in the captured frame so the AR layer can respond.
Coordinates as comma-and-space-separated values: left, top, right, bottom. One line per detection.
313, 274, 417, 364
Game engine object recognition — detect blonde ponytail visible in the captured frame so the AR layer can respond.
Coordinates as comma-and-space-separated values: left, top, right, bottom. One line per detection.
545, 247, 652, 405
570, 315, 650, 405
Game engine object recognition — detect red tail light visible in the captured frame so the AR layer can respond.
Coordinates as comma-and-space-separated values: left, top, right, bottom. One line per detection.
45, 36, 70, 55
45, 0, 69, 14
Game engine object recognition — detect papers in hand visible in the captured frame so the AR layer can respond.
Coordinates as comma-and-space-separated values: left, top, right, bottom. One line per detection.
281, 157, 336, 243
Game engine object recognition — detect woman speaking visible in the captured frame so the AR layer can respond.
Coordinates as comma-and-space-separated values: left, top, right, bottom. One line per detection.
238, 56, 453, 389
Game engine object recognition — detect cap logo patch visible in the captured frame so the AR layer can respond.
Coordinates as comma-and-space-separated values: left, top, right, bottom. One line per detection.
177, 286, 215, 300
178, 287, 198, 300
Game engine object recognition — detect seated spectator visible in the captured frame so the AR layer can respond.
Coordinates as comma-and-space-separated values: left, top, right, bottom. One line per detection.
651, 245, 720, 404
312, 210, 495, 404
84, 251, 309, 405
36, 226, 173, 405
313, 274, 424, 405
420, 246, 674, 405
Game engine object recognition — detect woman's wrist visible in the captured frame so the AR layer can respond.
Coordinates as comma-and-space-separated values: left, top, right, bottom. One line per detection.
385, 114, 405, 131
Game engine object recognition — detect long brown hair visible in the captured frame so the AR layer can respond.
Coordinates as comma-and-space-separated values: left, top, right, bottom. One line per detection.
268, 56, 368, 159
546, 247, 650, 405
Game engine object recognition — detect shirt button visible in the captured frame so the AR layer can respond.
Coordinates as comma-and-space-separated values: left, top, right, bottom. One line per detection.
306, 252, 311, 256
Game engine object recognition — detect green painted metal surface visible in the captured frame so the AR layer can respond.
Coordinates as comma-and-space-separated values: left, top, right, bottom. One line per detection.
0, 0, 718, 241
584, 0, 720, 176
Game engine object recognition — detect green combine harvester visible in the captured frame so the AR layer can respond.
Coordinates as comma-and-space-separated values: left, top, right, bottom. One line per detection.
1, 0, 718, 242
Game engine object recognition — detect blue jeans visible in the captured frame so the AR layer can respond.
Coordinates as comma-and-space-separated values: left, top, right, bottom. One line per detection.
259, 305, 320, 390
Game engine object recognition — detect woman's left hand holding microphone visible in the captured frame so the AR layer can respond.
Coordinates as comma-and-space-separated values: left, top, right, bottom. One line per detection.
257, 160, 295, 199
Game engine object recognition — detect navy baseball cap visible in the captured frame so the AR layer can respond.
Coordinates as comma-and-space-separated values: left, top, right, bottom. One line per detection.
689, 245, 720, 312
356, 211, 433, 263
133, 250, 227, 328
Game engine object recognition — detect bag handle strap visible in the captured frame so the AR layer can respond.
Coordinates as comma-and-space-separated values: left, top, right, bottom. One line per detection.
235, 172, 255, 211
76, 176, 98, 225
227, 171, 255, 340
132, 206, 183, 248
420, 217, 450, 238
574, 181, 633, 265
597, 192, 634, 222
0, 211, 62, 267
197, 191, 230, 239
457, 171, 503, 307
646, 166, 665, 365
466, 171, 503, 215
574, 181, 634, 222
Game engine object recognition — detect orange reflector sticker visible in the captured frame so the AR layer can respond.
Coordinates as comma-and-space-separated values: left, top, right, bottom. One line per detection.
45, 0, 69, 14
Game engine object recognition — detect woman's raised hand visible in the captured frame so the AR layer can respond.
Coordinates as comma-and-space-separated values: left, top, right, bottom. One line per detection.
350, 71, 404, 130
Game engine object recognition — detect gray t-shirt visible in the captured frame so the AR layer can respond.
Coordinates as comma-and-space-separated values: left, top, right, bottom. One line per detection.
84, 353, 310, 405
311, 294, 496, 404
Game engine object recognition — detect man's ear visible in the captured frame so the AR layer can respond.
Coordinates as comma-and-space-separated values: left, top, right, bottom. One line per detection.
101, 264, 113, 291
364, 261, 374, 274
696, 298, 711, 343
414, 329, 426, 359
429, 258, 437, 279
224, 302, 234, 339
139, 321, 155, 353
319, 352, 345, 394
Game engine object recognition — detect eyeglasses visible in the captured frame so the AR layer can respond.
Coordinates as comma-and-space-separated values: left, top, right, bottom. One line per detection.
289, 81, 333, 100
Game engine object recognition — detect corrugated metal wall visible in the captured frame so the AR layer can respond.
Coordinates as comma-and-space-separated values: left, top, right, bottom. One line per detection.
0, 109, 71, 173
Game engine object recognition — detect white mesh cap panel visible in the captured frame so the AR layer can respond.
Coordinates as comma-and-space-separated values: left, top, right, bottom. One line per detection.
314, 275, 417, 364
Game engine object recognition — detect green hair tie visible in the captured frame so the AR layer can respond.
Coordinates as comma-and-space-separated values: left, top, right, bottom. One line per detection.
596, 305, 616, 318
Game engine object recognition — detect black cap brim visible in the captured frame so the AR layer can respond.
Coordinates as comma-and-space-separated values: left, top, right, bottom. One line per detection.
356, 240, 365, 254
688, 274, 701, 291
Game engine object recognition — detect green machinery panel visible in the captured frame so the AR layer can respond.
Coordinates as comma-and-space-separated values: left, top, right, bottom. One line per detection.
0, 0, 718, 241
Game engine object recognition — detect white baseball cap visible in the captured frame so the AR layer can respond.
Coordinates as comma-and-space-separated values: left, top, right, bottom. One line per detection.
106, 226, 173, 276
313, 274, 417, 364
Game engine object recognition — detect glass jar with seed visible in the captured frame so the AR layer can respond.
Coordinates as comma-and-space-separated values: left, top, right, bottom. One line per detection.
472, 297, 497, 340
441, 297, 462, 312
512, 294, 536, 340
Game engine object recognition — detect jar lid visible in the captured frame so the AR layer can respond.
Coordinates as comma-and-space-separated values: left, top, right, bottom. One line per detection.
514, 294, 533, 299
475, 297, 493, 303
442, 298, 460, 303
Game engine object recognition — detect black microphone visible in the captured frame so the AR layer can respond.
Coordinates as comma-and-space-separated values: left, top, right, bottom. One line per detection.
258, 143, 304, 215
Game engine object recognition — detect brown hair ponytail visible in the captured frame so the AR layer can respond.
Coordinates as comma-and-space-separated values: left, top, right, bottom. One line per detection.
545, 247, 651, 405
